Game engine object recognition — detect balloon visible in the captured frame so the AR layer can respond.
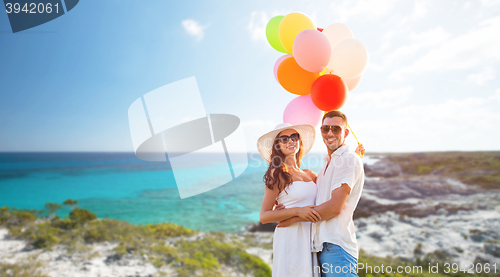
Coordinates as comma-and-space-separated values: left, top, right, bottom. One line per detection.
277, 56, 320, 95
344, 75, 362, 91
283, 95, 323, 128
293, 29, 331, 73
274, 54, 292, 82
329, 38, 368, 79
317, 27, 324, 32
266, 16, 289, 53
323, 23, 354, 70
310, 74, 348, 111
319, 67, 327, 76
278, 12, 315, 54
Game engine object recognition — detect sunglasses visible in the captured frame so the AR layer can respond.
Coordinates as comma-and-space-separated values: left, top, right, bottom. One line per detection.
275, 133, 300, 144
320, 125, 345, 134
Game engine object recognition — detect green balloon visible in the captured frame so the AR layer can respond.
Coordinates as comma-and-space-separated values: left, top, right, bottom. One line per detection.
266, 16, 289, 54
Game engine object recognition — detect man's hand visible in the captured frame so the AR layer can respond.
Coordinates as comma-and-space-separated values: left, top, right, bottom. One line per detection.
277, 217, 298, 228
355, 143, 365, 158
296, 205, 321, 223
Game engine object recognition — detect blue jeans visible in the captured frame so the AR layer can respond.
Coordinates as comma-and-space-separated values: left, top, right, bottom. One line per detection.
318, 243, 358, 277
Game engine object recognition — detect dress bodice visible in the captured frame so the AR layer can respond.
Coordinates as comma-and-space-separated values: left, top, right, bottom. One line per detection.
276, 181, 317, 208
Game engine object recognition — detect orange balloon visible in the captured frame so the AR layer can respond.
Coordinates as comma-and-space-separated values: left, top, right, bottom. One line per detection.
277, 57, 320, 95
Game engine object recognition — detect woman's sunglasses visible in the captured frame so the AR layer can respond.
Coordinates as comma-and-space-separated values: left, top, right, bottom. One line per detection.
275, 133, 300, 144
321, 125, 344, 134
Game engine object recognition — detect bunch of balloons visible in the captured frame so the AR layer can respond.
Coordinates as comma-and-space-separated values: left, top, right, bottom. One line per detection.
267, 12, 368, 127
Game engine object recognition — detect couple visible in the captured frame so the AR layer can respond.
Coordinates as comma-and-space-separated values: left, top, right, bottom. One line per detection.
257, 110, 365, 277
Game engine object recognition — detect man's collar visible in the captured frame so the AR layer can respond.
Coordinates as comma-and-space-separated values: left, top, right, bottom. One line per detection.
329, 144, 349, 157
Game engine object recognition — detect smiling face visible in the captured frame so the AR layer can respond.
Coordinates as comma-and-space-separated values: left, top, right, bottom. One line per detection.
322, 117, 349, 153
276, 129, 300, 156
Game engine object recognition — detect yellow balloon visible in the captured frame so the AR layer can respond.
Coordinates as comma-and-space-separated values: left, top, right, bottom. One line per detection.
278, 12, 316, 54
319, 67, 327, 76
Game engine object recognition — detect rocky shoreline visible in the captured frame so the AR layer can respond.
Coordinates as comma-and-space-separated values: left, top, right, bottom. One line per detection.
357, 156, 500, 264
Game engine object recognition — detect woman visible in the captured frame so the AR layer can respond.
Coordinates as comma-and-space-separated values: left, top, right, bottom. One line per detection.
258, 122, 320, 277
257, 122, 365, 277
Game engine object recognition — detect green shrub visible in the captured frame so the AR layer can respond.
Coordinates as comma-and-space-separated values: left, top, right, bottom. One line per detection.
43, 203, 62, 218
50, 218, 77, 230
1, 208, 37, 227
63, 199, 78, 208
145, 222, 194, 239
175, 235, 271, 277
69, 208, 97, 225
237, 251, 272, 277
8, 222, 63, 250
0, 255, 49, 277
113, 244, 128, 256
150, 244, 178, 263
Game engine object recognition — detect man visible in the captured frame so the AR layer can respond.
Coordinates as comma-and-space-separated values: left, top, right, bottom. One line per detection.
277, 111, 365, 277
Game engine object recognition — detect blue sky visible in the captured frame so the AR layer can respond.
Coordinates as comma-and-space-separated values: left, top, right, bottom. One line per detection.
1, 0, 499, 153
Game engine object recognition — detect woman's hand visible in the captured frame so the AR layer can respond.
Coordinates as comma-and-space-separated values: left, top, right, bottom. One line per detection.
273, 200, 285, 211
355, 143, 365, 158
296, 205, 321, 223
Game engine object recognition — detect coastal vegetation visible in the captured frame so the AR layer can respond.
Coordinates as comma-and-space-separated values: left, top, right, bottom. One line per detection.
382, 151, 500, 189
0, 201, 271, 277
2, 201, 496, 276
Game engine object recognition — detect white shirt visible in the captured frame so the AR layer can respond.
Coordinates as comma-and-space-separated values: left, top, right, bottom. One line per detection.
311, 144, 365, 259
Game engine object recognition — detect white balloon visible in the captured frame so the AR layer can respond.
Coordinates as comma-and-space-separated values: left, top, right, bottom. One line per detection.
323, 23, 354, 70
329, 38, 368, 79
344, 75, 362, 91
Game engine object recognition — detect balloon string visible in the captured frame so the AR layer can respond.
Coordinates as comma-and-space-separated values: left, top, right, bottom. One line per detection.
347, 123, 359, 144
347, 123, 364, 158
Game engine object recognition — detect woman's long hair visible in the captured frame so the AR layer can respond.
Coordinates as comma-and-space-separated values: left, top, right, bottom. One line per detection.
263, 131, 304, 195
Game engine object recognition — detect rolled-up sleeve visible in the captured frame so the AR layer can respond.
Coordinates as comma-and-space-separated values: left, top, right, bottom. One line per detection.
329, 153, 362, 193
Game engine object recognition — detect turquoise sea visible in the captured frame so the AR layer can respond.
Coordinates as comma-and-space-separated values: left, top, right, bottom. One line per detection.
0, 152, 333, 233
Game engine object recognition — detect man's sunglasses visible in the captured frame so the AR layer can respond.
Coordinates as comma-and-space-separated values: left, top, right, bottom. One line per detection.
275, 133, 300, 144
320, 125, 345, 134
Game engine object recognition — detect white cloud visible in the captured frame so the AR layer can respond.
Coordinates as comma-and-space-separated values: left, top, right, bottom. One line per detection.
330, 0, 399, 22
491, 88, 500, 100
397, 0, 430, 25
182, 19, 208, 41
480, 0, 500, 6
248, 11, 269, 41
383, 26, 451, 67
350, 91, 500, 151
393, 95, 500, 134
467, 66, 496, 85
349, 87, 414, 108
392, 16, 500, 78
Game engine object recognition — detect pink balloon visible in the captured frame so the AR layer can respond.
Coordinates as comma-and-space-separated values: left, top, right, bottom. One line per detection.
274, 54, 292, 82
283, 95, 324, 128
292, 29, 331, 73
344, 75, 363, 91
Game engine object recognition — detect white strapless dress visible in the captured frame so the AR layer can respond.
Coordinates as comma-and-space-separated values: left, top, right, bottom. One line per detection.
272, 180, 319, 277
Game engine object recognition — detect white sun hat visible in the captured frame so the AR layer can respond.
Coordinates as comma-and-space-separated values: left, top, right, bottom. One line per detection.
257, 123, 316, 163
